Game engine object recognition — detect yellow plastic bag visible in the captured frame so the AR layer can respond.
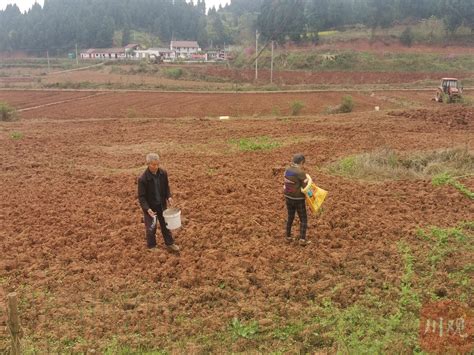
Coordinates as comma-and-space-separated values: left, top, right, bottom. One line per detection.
301, 174, 328, 214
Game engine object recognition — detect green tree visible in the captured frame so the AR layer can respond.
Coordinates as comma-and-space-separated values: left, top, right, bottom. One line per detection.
367, 0, 396, 31
442, 0, 474, 33
96, 16, 115, 47
258, 0, 305, 43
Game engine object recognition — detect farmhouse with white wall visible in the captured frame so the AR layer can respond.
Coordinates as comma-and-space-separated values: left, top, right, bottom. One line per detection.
170, 40, 201, 59
80, 44, 139, 60
134, 48, 176, 61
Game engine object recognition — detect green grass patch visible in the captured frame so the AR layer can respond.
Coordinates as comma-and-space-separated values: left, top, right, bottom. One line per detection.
0, 101, 17, 121
414, 222, 473, 302
162, 67, 184, 79
254, 241, 423, 353
432, 172, 474, 199
230, 318, 259, 339
244, 49, 474, 72
43, 81, 98, 89
328, 147, 474, 181
0, 58, 84, 70
230, 136, 281, 151
10, 131, 23, 140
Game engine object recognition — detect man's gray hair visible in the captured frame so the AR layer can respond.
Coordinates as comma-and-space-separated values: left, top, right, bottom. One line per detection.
146, 153, 160, 164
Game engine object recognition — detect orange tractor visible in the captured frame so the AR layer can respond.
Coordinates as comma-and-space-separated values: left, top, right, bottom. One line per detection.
435, 78, 463, 102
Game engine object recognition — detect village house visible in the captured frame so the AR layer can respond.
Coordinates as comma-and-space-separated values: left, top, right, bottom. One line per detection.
206, 49, 227, 61
170, 40, 201, 59
79, 42, 230, 63
80, 44, 139, 60
134, 48, 176, 61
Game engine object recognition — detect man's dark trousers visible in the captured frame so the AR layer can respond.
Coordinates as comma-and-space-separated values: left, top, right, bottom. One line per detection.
144, 204, 174, 248
286, 198, 307, 240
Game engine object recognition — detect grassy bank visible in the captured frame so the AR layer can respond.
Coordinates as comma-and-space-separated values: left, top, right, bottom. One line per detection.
233, 50, 474, 73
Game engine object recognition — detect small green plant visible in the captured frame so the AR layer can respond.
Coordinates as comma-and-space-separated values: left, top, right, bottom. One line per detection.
271, 106, 281, 116
0, 101, 17, 121
10, 131, 23, 140
290, 100, 305, 116
230, 318, 259, 339
231, 136, 280, 151
206, 167, 217, 176
339, 156, 355, 173
162, 67, 183, 79
432, 172, 474, 199
339, 95, 354, 113
397, 242, 421, 310
325, 96, 354, 114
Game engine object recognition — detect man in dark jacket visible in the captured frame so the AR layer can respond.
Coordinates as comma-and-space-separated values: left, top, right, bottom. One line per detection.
284, 154, 310, 246
138, 153, 179, 252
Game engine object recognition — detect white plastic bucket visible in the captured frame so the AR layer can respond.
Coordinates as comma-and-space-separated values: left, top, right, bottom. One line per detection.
163, 208, 181, 230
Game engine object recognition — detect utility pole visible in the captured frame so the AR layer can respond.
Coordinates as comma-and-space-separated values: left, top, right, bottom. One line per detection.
75, 43, 79, 65
46, 50, 50, 72
270, 40, 274, 84
255, 29, 259, 81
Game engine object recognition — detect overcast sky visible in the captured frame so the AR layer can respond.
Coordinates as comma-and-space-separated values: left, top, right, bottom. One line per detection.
1, 0, 230, 13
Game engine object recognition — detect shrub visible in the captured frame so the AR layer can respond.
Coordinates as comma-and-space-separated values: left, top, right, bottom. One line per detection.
162, 67, 183, 79
290, 100, 305, 116
340, 95, 354, 113
326, 96, 354, 114
328, 147, 474, 181
400, 27, 414, 47
0, 102, 17, 121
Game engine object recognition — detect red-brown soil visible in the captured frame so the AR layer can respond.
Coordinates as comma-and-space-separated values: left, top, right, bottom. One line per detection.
0, 90, 100, 110
389, 106, 473, 129
187, 66, 471, 85
0, 90, 472, 352
0, 89, 445, 120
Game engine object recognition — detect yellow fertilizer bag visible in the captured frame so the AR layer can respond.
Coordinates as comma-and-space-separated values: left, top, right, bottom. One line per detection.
301, 174, 328, 214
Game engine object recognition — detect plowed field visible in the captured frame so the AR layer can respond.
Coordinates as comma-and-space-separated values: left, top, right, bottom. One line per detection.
0, 89, 447, 120
0, 90, 473, 352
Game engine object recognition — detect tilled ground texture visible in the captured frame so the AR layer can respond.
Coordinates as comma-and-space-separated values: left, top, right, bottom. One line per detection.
0, 90, 473, 352
0, 89, 445, 120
